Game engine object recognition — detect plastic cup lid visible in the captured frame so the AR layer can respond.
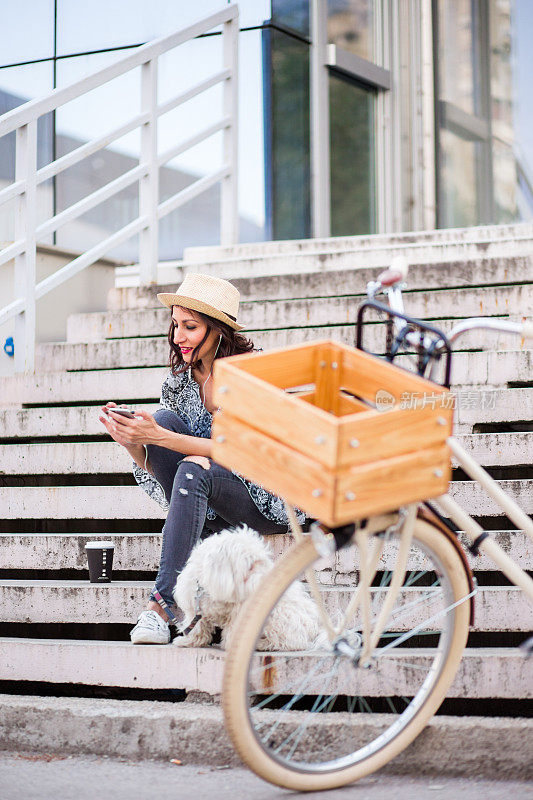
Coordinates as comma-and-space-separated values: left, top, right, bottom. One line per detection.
85, 541, 115, 549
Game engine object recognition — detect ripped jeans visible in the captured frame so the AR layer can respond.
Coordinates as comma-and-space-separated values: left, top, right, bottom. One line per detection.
146, 408, 289, 615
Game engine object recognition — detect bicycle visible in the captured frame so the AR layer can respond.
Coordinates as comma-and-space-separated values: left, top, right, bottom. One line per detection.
214, 259, 533, 792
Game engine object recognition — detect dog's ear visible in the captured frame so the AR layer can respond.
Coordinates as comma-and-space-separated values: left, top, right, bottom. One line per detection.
200, 544, 237, 602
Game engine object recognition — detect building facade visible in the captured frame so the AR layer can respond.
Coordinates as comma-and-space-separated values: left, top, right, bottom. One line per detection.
0, 0, 531, 260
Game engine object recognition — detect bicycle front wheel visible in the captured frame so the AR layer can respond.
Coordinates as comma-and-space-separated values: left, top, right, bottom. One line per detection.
223, 517, 471, 791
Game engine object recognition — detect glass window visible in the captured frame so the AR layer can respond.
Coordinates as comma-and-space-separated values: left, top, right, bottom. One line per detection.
157, 35, 225, 257
157, 28, 268, 250
0, 62, 54, 243
264, 28, 310, 240
236, 1, 272, 28
0, 1, 54, 67
53, 28, 268, 258
438, 129, 482, 229
329, 74, 375, 236
56, 1, 269, 56
151, 28, 267, 252
54, 50, 142, 260
490, 0, 533, 222
271, 0, 309, 37
437, 0, 485, 118
237, 29, 267, 242
327, 0, 374, 62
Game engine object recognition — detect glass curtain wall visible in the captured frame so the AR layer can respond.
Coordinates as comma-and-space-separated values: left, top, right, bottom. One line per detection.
263, 25, 311, 240
329, 73, 375, 236
0, 1, 313, 256
327, 1, 379, 236
434, 0, 533, 227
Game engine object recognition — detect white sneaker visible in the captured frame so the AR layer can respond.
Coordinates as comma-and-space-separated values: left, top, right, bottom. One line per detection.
130, 610, 170, 644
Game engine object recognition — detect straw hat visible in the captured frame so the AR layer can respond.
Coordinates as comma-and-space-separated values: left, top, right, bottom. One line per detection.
157, 273, 243, 331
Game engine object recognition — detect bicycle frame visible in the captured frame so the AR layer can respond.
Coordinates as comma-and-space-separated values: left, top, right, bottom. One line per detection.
438, 436, 533, 602
285, 459, 532, 657
282, 274, 533, 646
363, 274, 533, 604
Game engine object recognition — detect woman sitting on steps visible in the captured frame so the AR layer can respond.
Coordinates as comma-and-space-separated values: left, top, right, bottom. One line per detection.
99, 273, 306, 644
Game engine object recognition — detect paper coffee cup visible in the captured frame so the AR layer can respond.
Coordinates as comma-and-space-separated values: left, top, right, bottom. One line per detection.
85, 541, 115, 583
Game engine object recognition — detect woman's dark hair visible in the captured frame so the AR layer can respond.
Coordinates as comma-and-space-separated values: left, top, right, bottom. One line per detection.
168, 306, 255, 374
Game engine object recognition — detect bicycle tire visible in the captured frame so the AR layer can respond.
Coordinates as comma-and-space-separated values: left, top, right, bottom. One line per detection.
223, 517, 471, 791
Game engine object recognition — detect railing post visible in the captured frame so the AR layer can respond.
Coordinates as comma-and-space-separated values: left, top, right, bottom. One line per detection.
139, 58, 159, 285
14, 120, 37, 373
221, 11, 239, 245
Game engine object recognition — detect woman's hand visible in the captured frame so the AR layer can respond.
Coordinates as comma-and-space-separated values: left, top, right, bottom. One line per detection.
99, 403, 160, 447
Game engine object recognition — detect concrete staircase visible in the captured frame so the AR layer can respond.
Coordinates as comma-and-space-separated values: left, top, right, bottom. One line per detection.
1, 222, 532, 714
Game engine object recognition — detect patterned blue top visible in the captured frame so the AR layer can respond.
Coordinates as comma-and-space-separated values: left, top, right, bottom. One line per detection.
132, 367, 306, 529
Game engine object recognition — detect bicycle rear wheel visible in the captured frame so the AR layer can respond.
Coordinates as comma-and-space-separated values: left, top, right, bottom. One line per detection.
223, 517, 471, 791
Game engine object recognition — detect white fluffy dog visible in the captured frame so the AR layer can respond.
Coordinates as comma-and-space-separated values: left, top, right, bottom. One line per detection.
172, 525, 322, 651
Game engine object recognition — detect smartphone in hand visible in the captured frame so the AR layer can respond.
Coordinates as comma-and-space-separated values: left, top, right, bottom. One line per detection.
107, 407, 137, 419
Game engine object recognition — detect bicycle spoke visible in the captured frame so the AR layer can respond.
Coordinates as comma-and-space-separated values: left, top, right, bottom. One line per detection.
274, 669, 343, 759
249, 654, 333, 711
263, 660, 343, 752
230, 521, 471, 779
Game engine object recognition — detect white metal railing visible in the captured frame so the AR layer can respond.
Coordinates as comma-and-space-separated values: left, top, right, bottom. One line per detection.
0, 5, 239, 373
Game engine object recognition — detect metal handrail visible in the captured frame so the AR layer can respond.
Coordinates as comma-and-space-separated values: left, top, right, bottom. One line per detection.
0, 4, 239, 372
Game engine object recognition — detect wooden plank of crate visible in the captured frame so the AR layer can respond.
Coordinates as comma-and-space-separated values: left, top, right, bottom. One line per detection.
337, 403, 453, 468
212, 412, 335, 522
220, 339, 319, 388
339, 342, 450, 405
335, 443, 451, 523
337, 391, 371, 416
214, 361, 339, 468
299, 390, 369, 416
314, 342, 340, 414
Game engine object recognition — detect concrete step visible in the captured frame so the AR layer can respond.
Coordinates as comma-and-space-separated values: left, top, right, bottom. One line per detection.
0, 580, 528, 632
0, 404, 159, 439
452, 432, 533, 466
0, 441, 133, 474
0, 638, 529, 699
2, 432, 529, 474
70, 283, 533, 342
455, 387, 533, 428
0, 391, 528, 447
184, 221, 533, 262
114, 224, 533, 285
0, 389, 525, 441
1, 485, 164, 519
109, 255, 533, 310
2, 350, 532, 406
41, 324, 532, 373
256, 322, 528, 355
0, 533, 164, 571
0, 367, 167, 406
448, 479, 533, 516
1, 694, 532, 780
399, 349, 533, 389
1, 480, 531, 520
1, 530, 530, 573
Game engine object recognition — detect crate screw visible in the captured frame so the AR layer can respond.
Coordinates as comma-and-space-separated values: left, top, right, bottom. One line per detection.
437, 417, 446, 426
345, 491, 356, 501
315, 435, 326, 445
218, 386, 228, 394
320, 361, 326, 368
433, 468, 443, 478
312, 489, 323, 497
216, 435, 226, 443
350, 438, 360, 448
331, 361, 338, 369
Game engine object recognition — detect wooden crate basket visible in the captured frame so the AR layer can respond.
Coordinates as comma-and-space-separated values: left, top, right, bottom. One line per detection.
212, 339, 453, 526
